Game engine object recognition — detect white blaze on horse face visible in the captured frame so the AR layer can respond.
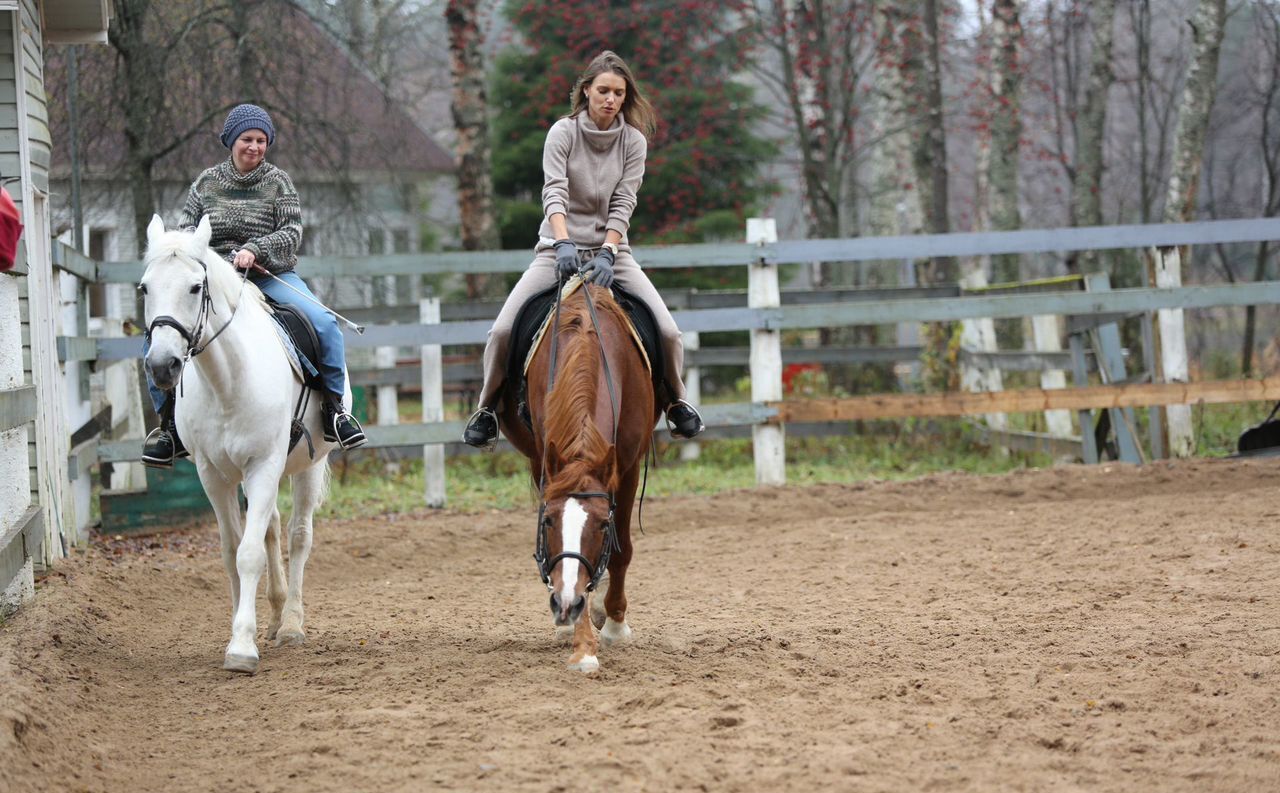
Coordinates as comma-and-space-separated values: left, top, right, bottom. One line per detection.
558, 497, 589, 606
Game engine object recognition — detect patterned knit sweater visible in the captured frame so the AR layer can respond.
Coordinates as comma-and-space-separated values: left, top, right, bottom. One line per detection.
179, 158, 303, 274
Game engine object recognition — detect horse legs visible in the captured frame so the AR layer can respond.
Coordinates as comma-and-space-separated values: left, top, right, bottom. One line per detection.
223, 469, 282, 674
276, 462, 326, 647
567, 603, 600, 673
199, 466, 243, 616
600, 465, 639, 648
264, 506, 286, 641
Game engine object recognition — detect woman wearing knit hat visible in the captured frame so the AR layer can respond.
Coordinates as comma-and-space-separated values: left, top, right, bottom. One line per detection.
462, 50, 704, 448
142, 103, 366, 467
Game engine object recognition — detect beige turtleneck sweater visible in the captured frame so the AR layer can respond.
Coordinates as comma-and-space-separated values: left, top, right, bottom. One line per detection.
538, 111, 647, 250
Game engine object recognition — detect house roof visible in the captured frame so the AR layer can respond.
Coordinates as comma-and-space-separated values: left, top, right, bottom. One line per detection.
48, 4, 453, 181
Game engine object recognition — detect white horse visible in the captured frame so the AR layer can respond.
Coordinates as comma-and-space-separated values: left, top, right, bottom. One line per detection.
141, 214, 343, 674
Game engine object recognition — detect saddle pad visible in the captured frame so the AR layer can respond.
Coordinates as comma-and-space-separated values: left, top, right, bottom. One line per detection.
523, 276, 651, 377
266, 299, 323, 390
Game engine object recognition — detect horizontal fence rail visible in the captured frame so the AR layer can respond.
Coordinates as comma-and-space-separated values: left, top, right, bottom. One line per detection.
94, 218, 1280, 283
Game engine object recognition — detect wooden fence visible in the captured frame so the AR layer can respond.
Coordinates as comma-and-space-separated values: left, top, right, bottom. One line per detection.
68, 217, 1280, 509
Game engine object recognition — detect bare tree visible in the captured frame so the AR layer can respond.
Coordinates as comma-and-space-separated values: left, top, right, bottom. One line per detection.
880, 0, 952, 283
1163, 0, 1229, 227
744, 0, 881, 241
447, 0, 502, 298
987, 0, 1024, 283
1067, 0, 1116, 273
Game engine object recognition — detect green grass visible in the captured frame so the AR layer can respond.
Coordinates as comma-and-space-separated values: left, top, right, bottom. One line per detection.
250, 401, 1280, 521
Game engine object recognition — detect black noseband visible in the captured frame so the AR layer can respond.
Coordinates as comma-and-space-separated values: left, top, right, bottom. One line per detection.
533, 491, 618, 593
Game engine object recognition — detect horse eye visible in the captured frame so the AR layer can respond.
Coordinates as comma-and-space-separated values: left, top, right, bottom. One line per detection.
189, 284, 203, 295
138, 284, 147, 295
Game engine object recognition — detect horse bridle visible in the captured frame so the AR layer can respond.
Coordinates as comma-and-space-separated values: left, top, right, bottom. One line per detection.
531, 263, 622, 593
144, 258, 248, 379
533, 491, 620, 593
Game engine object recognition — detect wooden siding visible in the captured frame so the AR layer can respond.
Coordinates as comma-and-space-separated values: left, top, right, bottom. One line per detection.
19, 0, 46, 192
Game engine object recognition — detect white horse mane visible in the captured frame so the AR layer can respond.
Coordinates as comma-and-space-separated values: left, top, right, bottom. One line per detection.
144, 219, 267, 314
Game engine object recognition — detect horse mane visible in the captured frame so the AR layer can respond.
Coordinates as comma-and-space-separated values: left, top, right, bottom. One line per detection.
542, 287, 630, 500
144, 227, 267, 313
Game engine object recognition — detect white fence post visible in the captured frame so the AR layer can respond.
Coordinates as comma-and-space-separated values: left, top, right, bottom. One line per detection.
747, 218, 785, 486
958, 269, 1007, 433
420, 297, 445, 507
1031, 314, 1074, 440
1152, 246, 1195, 457
679, 330, 701, 462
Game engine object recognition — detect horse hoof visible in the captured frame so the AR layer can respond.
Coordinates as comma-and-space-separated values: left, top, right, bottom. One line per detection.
223, 652, 259, 674
600, 618, 632, 648
274, 629, 305, 647
568, 655, 599, 673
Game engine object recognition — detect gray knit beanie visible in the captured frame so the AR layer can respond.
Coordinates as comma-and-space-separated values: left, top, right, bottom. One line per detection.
220, 104, 276, 149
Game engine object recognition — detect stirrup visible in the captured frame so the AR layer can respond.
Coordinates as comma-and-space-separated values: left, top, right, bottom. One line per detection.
325, 408, 367, 450
666, 399, 705, 440
463, 407, 498, 449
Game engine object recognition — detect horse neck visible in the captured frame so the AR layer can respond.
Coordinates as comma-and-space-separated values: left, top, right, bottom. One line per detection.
188, 276, 277, 401
542, 298, 621, 497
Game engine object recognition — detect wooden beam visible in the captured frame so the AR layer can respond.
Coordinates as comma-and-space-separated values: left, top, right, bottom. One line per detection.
769, 378, 1280, 423
0, 385, 36, 431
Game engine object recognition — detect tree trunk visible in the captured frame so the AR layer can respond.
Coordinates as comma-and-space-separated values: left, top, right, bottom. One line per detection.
110, 0, 163, 253
1163, 0, 1228, 228
1069, 0, 1116, 273
446, 0, 503, 299
988, 0, 1023, 284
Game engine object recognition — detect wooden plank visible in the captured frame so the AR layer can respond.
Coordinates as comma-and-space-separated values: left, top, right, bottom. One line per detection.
0, 384, 35, 431
0, 504, 40, 592
1085, 273, 1143, 464
770, 218, 1280, 265
768, 378, 1280, 423
95, 219, 1280, 280
56, 335, 97, 362
51, 241, 96, 281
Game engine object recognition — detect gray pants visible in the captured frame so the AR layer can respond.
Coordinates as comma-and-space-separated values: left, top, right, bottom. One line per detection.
477, 248, 686, 409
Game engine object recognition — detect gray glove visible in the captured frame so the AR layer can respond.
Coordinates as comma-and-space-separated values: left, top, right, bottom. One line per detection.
553, 239, 579, 277
583, 247, 616, 288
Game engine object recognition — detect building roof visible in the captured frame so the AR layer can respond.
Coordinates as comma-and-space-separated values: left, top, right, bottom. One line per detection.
48, 4, 453, 181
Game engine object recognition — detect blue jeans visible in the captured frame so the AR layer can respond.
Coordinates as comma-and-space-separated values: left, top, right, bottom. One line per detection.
145, 270, 348, 413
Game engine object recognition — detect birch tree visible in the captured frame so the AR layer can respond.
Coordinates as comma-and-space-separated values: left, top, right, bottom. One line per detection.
447, 0, 503, 298
1162, 0, 1229, 226
1069, 0, 1116, 272
987, 0, 1024, 283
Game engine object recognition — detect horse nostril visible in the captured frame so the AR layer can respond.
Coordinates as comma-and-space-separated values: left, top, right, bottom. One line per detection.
549, 592, 560, 614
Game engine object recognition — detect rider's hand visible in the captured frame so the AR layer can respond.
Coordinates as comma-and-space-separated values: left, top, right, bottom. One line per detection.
553, 239, 578, 278
583, 247, 616, 288
232, 249, 257, 270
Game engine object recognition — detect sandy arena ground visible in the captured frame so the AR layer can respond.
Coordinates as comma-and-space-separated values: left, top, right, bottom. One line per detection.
1, 458, 1279, 792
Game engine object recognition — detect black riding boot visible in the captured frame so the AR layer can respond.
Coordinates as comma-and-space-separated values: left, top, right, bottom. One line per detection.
666, 399, 705, 440
141, 393, 189, 468
323, 393, 367, 449
463, 407, 498, 449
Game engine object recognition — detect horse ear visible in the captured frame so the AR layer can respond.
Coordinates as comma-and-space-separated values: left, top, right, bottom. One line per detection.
191, 215, 213, 253
146, 214, 166, 246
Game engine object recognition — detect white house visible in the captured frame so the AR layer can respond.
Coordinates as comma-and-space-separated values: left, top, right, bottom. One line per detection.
0, 0, 110, 614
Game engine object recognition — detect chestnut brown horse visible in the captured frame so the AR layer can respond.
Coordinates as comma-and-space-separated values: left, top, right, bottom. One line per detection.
499, 281, 659, 673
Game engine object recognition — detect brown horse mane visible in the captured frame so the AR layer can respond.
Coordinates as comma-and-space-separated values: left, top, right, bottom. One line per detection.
542, 286, 630, 501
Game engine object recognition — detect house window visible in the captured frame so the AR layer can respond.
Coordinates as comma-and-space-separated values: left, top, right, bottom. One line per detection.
368, 228, 386, 255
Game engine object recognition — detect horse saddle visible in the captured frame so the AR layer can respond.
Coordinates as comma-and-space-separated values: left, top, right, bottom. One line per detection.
265, 297, 324, 392
506, 279, 665, 431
